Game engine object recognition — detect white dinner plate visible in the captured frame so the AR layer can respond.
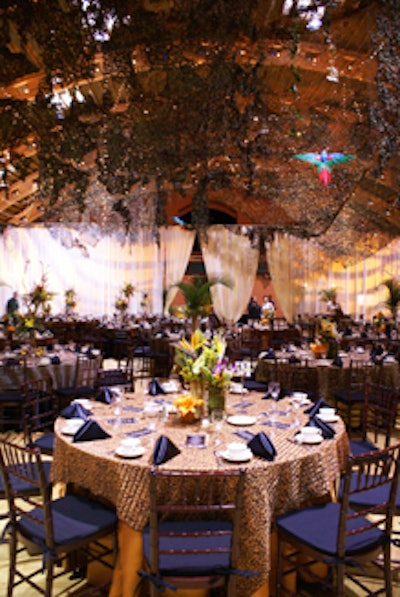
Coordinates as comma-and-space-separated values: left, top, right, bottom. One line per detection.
295, 433, 323, 445
115, 445, 146, 459
227, 415, 257, 426
220, 449, 252, 462
317, 414, 339, 423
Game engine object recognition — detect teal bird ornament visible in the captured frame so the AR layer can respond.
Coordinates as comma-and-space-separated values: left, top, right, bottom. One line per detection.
294, 150, 355, 187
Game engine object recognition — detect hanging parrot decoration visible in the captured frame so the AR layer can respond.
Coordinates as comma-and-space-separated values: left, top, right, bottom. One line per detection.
293, 149, 355, 187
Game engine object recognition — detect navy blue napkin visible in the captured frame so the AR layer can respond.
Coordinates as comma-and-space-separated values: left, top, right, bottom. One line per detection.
51, 355, 61, 365
243, 380, 267, 392
152, 435, 180, 465
148, 379, 167, 396
73, 420, 111, 442
261, 349, 275, 360
304, 398, 332, 418
331, 356, 343, 367
289, 355, 301, 364
95, 387, 115, 404
307, 416, 335, 439
60, 403, 91, 420
4, 358, 19, 367
247, 432, 277, 461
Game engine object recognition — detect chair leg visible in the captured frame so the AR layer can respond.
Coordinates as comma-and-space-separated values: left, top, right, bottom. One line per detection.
7, 531, 17, 597
336, 562, 345, 597
45, 555, 54, 597
384, 540, 393, 597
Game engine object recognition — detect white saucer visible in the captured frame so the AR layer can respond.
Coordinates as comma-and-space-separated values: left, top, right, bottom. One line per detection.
317, 414, 339, 423
220, 448, 252, 462
115, 445, 146, 459
295, 433, 323, 445
227, 415, 257, 426
61, 423, 84, 436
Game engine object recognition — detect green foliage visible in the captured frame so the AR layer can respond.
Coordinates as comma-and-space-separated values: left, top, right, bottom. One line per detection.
171, 276, 232, 320
382, 278, 400, 319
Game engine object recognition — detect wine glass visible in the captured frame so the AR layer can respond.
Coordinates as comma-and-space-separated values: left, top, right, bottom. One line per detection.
268, 381, 281, 401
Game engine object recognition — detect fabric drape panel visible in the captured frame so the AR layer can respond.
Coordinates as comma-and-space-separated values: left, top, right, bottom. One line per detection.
267, 233, 400, 321
159, 226, 196, 315
0, 225, 163, 316
200, 226, 259, 325
266, 233, 330, 322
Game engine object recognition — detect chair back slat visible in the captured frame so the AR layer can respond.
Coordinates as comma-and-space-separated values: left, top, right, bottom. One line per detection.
362, 382, 399, 447
148, 468, 245, 586
338, 443, 400, 557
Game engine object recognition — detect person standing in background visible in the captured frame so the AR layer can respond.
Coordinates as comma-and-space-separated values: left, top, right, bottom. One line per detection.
262, 295, 275, 328
6, 291, 19, 324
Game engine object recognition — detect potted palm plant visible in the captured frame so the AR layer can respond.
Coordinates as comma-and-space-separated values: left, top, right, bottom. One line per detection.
381, 278, 400, 336
170, 275, 231, 332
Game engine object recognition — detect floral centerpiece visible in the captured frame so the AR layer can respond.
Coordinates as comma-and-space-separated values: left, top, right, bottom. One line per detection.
115, 283, 135, 315
174, 329, 232, 415
311, 317, 340, 360
65, 288, 77, 313
173, 394, 205, 424
16, 274, 54, 344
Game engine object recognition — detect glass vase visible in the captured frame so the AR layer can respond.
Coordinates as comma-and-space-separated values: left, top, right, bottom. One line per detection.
208, 385, 226, 416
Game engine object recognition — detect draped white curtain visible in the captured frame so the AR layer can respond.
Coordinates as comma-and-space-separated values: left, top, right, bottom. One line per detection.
159, 226, 196, 314
0, 225, 163, 317
200, 226, 260, 324
267, 232, 400, 322
1, 224, 400, 324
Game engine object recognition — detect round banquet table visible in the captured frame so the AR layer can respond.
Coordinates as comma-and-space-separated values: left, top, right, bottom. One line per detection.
0, 349, 77, 390
52, 389, 350, 597
255, 351, 399, 401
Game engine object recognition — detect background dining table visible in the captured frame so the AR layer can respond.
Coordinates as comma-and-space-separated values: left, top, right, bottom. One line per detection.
0, 349, 78, 390
52, 386, 350, 597
255, 350, 400, 401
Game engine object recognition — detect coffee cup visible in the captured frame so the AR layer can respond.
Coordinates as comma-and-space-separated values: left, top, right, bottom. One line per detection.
301, 426, 321, 437
319, 407, 336, 417
120, 437, 142, 449
226, 442, 247, 458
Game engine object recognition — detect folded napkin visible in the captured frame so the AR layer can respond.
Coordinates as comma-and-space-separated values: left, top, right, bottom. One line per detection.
307, 416, 335, 439
247, 432, 277, 461
4, 357, 19, 367
50, 355, 61, 365
148, 379, 167, 396
95, 387, 115, 404
73, 420, 111, 442
304, 398, 332, 417
60, 403, 91, 420
243, 380, 267, 392
152, 435, 180, 465
261, 349, 275, 360
331, 356, 343, 367
288, 355, 301, 364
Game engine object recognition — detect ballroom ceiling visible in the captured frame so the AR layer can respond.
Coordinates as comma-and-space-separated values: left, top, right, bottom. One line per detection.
0, 0, 399, 261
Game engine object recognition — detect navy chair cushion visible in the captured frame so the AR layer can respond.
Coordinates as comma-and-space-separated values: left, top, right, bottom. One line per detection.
349, 438, 378, 457
143, 519, 233, 576
338, 473, 400, 510
18, 494, 117, 547
334, 390, 364, 403
276, 502, 384, 556
0, 460, 52, 496
29, 432, 55, 454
